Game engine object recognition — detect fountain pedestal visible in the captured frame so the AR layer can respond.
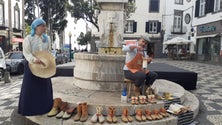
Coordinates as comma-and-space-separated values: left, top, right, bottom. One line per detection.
74, 0, 127, 91
74, 53, 125, 91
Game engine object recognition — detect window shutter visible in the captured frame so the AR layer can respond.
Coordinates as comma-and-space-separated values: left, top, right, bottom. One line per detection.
157, 22, 161, 33
133, 22, 137, 32
195, 0, 200, 17
145, 22, 149, 33
205, 0, 214, 13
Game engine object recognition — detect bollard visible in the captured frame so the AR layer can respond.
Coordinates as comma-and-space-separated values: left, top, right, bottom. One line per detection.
4, 71, 11, 83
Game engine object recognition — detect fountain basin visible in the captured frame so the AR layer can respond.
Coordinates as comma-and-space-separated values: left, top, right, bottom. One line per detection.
74, 53, 125, 91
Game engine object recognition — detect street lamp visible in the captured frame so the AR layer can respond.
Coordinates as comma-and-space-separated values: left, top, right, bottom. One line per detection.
68, 31, 72, 62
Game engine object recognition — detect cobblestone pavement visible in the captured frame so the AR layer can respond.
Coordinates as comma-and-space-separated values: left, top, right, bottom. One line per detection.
0, 59, 222, 125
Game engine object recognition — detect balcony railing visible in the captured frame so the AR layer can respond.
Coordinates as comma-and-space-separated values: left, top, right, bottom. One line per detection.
171, 26, 187, 34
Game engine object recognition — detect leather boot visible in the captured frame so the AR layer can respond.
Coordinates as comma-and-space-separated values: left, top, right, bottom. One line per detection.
107, 107, 113, 123
134, 86, 141, 97
97, 107, 105, 123
121, 107, 133, 122
80, 102, 88, 122
47, 98, 62, 117
73, 103, 82, 121
121, 108, 128, 123
107, 106, 117, 123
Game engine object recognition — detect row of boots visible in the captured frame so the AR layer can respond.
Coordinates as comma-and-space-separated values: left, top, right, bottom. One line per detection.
91, 106, 133, 123
73, 102, 88, 122
47, 98, 76, 119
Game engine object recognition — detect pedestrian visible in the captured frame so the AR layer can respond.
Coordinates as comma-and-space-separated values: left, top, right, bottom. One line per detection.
122, 36, 158, 96
220, 47, 222, 56
18, 18, 56, 116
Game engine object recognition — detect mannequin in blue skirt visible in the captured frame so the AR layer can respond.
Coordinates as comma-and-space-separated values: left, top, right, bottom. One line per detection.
18, 18, 53, 116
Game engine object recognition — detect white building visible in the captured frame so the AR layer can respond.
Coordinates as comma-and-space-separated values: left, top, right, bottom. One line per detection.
163, 0, 194, 43
0, 0, 25, 52
193, 0, 222, 63
92, 0, 165, 57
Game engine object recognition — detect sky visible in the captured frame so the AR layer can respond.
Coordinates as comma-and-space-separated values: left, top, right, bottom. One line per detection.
54, 12, 91, 50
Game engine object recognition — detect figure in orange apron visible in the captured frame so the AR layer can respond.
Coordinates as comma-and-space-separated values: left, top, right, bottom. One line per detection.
122, 36, 158, 96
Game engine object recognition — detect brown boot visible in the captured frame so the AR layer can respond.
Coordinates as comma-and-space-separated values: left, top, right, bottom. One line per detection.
107, 107, 113, 123
73, 103, 82, 121
80, 102, 88, 122
134, 86, 141, 97
47, 98, 62, 117
121, 107, 133, 122
121, 108, 128, 123
107, 106, 117, 123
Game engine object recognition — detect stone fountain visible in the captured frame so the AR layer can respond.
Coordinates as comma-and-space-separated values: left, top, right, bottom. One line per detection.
26, 1, 199, 124
74, 0, 128, 91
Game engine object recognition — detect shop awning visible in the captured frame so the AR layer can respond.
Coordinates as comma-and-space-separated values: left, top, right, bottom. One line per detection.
124, 40, 137, 45
12, 38, 24, 42
196, 34, 219, 39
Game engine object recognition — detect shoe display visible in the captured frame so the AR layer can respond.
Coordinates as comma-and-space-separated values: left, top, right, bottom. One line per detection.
63, 106, 76, 120
56, 111, 64, 119
145, 109, 153, 121
91, 106, 104, 123
80, 102, 88, 122
107, 106, 118, 123
139, 95, 147, 104
135, 108, 146, 122
147, 95, 157, 104
47, 98, 62, 117
73, 103, 82, 121
163, 92, 174, 100
159, 107, 170, 117
121, 107, 133, 123
47, 107, 60, 117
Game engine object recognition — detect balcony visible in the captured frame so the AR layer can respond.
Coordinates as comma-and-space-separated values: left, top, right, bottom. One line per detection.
171, 26, 187, 34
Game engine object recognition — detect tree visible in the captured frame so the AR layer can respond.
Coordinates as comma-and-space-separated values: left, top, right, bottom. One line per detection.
68, 0, 100, 31
24, 0, 69, 41
77, 31, 91, 46
68, 0, 135, 32
24, 0, 36, 25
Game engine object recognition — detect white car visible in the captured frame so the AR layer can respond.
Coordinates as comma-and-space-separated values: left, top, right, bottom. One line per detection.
0, 47, 7, 80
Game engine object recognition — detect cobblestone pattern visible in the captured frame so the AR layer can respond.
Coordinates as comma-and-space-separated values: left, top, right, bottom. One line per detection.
0, 59, 222, 125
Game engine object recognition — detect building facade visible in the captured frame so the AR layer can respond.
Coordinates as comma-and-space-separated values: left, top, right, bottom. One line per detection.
0, 0, 24, 53
193, 0, 222, 63
123, 0, 164, 57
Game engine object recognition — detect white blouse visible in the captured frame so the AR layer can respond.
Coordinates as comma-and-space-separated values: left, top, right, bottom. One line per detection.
23, 34, 51, 64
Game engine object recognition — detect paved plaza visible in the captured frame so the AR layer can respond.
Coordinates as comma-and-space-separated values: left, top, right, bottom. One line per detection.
0, 58, 222, 125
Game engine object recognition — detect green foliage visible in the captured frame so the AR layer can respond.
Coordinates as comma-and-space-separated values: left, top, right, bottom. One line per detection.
24, 0, 36, 25
77, 31, 91, 45
125, 1, 136, 19
24, 0, 69, 40
68, 0, 100, 31
25, 23, 31, 36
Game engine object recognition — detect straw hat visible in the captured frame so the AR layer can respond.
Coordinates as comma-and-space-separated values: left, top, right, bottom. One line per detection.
29, 51, 56, 78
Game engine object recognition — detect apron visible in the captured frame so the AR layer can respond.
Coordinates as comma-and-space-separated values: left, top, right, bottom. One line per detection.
126, 53, 149, 74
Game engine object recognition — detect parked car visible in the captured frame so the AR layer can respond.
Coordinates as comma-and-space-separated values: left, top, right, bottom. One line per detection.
5, 51, 25, 74
52, 50, 68, 65
0, 47, 7, 80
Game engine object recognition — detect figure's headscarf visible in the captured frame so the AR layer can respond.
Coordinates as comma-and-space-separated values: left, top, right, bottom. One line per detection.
31, 18, 48, 42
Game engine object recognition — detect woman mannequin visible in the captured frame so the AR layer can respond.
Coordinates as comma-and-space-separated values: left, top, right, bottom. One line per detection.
18, 18, 53, 116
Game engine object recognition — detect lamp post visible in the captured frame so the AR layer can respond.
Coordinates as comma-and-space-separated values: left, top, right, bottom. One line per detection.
68, 31, 72, 62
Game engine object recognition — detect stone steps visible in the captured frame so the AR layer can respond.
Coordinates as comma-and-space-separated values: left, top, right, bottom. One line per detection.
26, 77, 199, 125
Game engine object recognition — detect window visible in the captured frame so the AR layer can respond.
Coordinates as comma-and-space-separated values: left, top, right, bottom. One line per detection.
0, 2, 4, 25
173, 10, 183, 32
199, 0, 206, 16
214, 0, 222, 11
149, 21, 158, 33
14, 3, 20, 29
149, 0, 159, 12
145, 21, 161, 34
175, 0, 183, 4
124, 21, 137, 33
